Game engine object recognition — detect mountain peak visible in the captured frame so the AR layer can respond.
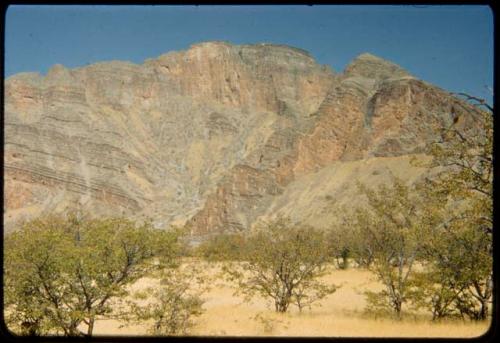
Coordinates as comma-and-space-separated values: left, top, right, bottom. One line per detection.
344, 52, 411, 80
185, 41, 315, 63
252, 42, 313, 57
355, 52, 384, 60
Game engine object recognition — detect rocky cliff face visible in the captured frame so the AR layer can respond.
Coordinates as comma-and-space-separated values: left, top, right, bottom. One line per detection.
4, 42, 476, 235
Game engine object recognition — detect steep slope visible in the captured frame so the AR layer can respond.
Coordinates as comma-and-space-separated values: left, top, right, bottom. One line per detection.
4, 42, 477, 235
185, 50, 477, 236
4, 42, 334, 230
257, 154, 431, 229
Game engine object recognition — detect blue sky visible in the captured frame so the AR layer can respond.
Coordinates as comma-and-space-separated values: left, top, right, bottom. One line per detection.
5, 5, 494, 102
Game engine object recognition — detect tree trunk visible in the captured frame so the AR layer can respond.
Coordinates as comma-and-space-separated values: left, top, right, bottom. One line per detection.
478, 299, 488, 321
87, 317, 95, 337
275, 297, 290, 312
276, 300, 289, 312
394, 298, 402, 320
68, 323, 82, 336
21, 320, 40, 336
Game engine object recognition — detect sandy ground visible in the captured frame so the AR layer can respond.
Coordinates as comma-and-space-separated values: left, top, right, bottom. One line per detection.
92, 261, 490, 338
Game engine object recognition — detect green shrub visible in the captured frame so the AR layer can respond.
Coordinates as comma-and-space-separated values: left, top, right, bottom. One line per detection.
195, 232, 247, 261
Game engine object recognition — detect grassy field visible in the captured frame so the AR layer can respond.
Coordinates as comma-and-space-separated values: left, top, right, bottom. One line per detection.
92, 261, 490, 337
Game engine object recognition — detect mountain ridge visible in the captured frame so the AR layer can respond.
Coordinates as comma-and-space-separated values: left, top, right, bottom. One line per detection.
4, 41, 477, 235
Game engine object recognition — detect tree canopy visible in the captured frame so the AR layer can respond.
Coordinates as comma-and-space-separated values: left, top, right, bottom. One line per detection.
4, 214, 182, 336
225, 217, 337, 313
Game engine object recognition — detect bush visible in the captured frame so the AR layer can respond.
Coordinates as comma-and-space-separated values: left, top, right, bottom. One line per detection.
195, 232, 247, 261
326, 227, 352, 270
126, 265, 208, 335
225, 217, 337, 313
352, 179, 427, 319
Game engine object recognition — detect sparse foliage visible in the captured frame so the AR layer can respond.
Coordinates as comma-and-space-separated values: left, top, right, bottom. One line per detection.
225, 218, 337, 313
352, 178, 429, 319
251, 312, 289, 334
326, 226, 352, 270
407, 269, 463, 321
125, 265, 207, 335
429, 94, 492, 207
414, 205, 493, 321
293, 277, 338, 313
341, 220, 375, 269
412, 94, 493, 321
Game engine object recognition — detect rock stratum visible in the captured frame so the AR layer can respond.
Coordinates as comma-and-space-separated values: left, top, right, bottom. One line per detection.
4, 41, 478, 236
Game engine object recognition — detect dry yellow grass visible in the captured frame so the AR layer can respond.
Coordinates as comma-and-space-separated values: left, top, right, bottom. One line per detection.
92, 262, 491, 338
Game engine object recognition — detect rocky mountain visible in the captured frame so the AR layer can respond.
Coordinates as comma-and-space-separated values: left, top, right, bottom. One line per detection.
4, 41, 477, 236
